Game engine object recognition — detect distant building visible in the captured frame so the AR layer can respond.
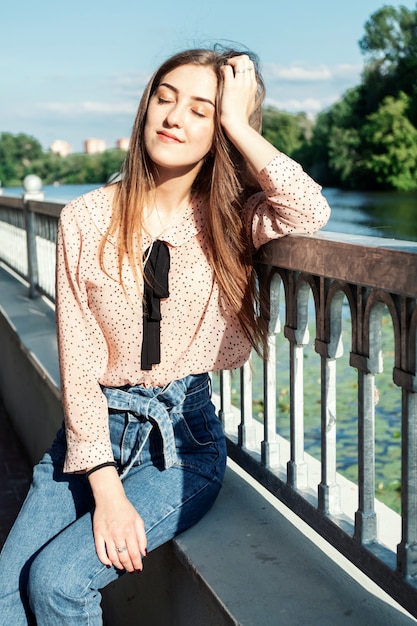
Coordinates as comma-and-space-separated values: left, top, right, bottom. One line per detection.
116, 137, 130, 151
50, 140, 71, 157
84, 139, 106, 154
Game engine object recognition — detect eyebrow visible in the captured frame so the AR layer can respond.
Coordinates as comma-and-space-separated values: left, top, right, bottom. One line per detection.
158, 82, 215, 107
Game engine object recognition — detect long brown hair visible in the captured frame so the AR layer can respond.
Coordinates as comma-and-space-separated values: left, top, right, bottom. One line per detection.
100, 46, 268, 355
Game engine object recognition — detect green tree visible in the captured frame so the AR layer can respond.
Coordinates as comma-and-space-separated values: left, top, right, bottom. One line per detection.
359, 5, 417, 123
361, 92, 417, 191
302, 86, 366, 187
327, 126, 363, 188
0, 133, 44, 185
0, 132, 127, 187
359, 5, 417, 74
262, 107, 312, 157
298, 111, 333, 183
99, 149, 126, 181
304, 4, 417, 191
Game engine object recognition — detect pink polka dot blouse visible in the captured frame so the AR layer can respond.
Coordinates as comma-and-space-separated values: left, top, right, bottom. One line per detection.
56, 153, 330, 472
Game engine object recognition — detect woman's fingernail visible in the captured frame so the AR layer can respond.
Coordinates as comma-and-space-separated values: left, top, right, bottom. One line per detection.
145, 548, 148, 557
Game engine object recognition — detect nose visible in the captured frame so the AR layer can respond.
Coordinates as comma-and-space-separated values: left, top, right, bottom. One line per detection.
165, 103, 183, 128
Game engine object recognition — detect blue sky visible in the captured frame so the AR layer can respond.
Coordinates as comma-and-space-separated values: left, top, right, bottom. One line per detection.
2, 0, 416, 152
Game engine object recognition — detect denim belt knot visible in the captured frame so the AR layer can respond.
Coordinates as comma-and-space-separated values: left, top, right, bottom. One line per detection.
101, 374, 210, 473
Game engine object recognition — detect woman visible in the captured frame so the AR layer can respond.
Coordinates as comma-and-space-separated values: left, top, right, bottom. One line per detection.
0, 47, 330, 624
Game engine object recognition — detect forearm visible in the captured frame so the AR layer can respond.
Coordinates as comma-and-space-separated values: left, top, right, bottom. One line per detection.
223, 120, 280, 174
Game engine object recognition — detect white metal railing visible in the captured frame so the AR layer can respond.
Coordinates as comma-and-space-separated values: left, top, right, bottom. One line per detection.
1, 190, 417, 617
0, 193, 60, 300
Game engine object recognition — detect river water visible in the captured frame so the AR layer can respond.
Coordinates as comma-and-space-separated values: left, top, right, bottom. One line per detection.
322, 187, 417, 241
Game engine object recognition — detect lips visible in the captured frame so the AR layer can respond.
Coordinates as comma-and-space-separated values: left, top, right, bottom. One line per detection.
156, 130, 182, 143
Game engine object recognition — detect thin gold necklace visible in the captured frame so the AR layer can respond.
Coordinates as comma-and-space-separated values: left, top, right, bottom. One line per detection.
143, 194, 191, 267
147, 194, 191, 241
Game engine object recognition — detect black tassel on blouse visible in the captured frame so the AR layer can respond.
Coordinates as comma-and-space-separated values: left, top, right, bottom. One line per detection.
141, 240, 170, 370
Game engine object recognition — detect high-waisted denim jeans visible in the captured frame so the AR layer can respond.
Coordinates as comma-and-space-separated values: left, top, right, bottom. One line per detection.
0, 373, 226, 625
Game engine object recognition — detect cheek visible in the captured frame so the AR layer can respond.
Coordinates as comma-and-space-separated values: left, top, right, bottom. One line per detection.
144, 109, 154, 133
196, 125, 215, 153
144, 102, 161, 131
143, 112, 156, 149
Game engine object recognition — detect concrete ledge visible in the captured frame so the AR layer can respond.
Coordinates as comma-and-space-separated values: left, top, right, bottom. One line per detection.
1, 262, 416, 625
100, 458, 417, 625
176, 460, 417, 625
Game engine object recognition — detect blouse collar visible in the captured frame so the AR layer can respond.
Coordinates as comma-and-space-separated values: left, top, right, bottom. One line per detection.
84, 185, 206, 248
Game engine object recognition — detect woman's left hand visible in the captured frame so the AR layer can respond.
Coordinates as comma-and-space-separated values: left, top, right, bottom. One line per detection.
88, 466, 147, 572
220, 54, 257, 136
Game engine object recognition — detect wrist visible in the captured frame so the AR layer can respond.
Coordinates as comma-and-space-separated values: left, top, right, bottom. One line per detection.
222, 120, 261, 152
88, 465, 124, 499
85, 461, 117, 478
222, 117, 252, 137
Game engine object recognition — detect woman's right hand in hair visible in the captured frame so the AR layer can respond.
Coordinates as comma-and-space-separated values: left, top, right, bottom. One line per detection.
88, 466, 147, 572
220, 54, 258, 132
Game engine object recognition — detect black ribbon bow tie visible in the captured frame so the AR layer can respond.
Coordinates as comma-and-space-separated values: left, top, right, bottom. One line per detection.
141, 240, 170, 370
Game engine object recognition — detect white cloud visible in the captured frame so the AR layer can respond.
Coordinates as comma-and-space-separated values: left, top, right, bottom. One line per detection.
35, 70, 151, 121
36, 63, 363, 123
110, 72, 150, 98
267, 65, 332, 81
265, 93, 344, 117
38, 101, 137, 116
332, 64, 363, 79
262, 61, 363, 116
264, 62, 362, 83
265, 96, 324, 114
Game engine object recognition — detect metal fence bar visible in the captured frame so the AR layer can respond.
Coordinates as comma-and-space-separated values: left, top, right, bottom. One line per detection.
261, 271, 281, 469
397, 386, 417, 578
0, 194, 62, 301
285, 277, 310, 489
239, 359, 256, 448
0, 205, 28, 277
24, 206, 39, 298
318, 355, 341, 514
218, 369, 235, 433
354, 370, 378, 544
317, 286, 344, 514
261, 332, 280, 468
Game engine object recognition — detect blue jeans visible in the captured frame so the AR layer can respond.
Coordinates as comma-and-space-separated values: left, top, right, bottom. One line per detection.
0, 373, 226, 625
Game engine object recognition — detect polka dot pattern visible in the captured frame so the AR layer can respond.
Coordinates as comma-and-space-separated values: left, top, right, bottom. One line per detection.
247, 152, 330, 249
56, 154, 331, 472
